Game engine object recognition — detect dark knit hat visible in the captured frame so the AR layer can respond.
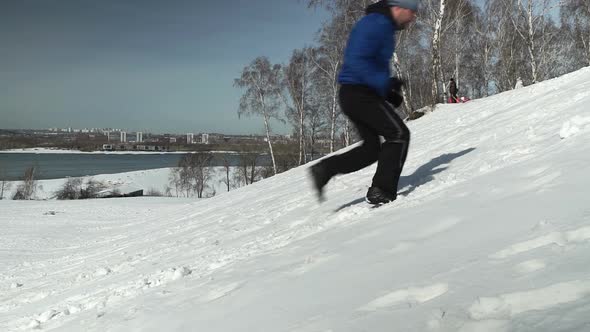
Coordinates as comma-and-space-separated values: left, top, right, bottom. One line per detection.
386, 0, 419, 11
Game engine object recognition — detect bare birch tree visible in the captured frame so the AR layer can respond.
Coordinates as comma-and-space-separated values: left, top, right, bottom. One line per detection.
236, 153, 260, 186
437, 0, 478, 99
561, 0, 590, 67
307, 0, 375, 150
168, 168, 182, 197
178, 153, 213, 198
423, 0, 448, 104
234, 57, 284, 175
305, 88, 329, 161
392, 16, 432, 114
285, 47, 315, 165
505, 0, 560, 83
486, 0, 529, 92
177, 160, 193, 198
190, 153, 213, 198
472, 0, 499, 97
310, 17, 347, 153
220, 155, 232, 192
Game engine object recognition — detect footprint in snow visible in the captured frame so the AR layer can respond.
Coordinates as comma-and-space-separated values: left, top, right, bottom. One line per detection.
560, 115, 590, 139
381, 217, 463, 255
201, 282, 243, 303
513, 259, 546, 275
287, 253, 338, 276
523, 171, 561, 193
468, 280, 590, 320
490, 225, 590, 260
358, 283, 449, 311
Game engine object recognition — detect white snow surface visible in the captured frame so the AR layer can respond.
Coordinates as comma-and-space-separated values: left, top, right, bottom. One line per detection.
2, 68, 590, 331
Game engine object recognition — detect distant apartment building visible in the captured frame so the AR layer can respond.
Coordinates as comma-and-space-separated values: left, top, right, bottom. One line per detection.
201, 133, 209, 144
136, 132, 143, 143
170, 137, 177, 143
187, 133, 194, 144
120, 131, 127, 143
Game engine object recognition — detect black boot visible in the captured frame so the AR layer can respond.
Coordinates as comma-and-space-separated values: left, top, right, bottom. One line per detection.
309, 163, 331, 202
366, 186, 397, 205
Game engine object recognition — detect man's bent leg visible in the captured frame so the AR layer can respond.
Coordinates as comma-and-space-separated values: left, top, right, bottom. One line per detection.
367, 103, 411, 195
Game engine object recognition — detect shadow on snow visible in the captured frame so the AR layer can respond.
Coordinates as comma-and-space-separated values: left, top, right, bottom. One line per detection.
333, 147, 476, 212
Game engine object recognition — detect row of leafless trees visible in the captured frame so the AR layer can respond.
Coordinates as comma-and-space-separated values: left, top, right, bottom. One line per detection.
0, 154, 274, 200
234, 0, 590, 169
168, 153, 280, 198
0, 164, 109, 200
169, 153, 215, 198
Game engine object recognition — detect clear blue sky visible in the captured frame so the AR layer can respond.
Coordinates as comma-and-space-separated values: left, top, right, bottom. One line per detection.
0, 0, 329, 134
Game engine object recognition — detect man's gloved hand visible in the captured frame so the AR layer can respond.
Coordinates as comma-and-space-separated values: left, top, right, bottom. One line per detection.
387, 77, 404, 107
389, 77, 404, 92
387, 91, 403, 107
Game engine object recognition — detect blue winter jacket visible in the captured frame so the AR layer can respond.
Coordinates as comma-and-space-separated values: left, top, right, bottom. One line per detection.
338, 2, 398, 97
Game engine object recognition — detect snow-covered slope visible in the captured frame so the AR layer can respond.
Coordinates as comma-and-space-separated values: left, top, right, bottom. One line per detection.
1, 67, 590, 332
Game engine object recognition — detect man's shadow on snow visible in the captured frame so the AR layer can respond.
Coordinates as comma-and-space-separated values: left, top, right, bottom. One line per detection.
334, 147, 476, 212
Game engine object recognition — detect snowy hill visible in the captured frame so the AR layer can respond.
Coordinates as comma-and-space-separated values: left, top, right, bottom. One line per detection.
2, 67, 590, 332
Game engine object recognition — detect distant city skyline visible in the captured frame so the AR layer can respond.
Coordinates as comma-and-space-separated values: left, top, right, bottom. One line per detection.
3, 126, 295, 137
0, 1, 329, 135
3, 126, 294, 136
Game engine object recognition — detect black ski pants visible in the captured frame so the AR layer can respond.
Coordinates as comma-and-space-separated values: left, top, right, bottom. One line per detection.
321, 84, 410, 194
